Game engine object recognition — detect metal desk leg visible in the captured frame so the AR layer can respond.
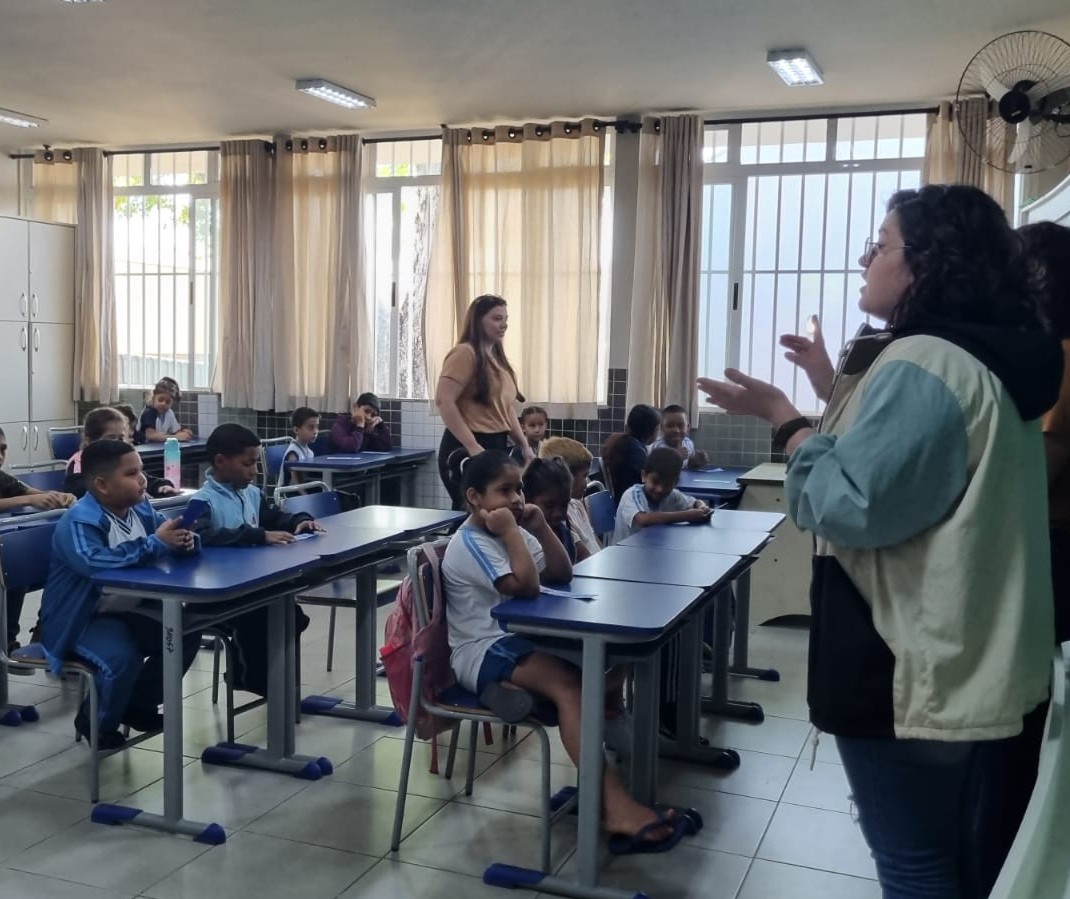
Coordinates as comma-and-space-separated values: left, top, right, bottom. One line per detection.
728, 568, 780, 682
201, 593, 332, 780
367, 472, 381, 505
301, 566, 401, 724
702, 582, 764, 722
485, 636, 638, 899
659, 602, 741, 768
92, 601, 226, 843
322, 470, 335, 492
629, 654, 660, 806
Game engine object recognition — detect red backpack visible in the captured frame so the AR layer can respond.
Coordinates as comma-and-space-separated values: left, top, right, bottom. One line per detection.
380, 541, 458, 770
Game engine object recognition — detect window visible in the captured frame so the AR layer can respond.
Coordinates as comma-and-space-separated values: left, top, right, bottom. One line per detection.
698, 114, 926, 414
112, 150, 220, 389
364, 139, 442, 399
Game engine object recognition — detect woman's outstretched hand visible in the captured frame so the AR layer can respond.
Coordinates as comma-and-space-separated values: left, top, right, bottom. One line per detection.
779, 316, 834, 401
696, 369, 798, 425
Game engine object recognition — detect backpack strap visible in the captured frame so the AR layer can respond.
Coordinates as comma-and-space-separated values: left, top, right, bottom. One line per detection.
420, 541, 445, 626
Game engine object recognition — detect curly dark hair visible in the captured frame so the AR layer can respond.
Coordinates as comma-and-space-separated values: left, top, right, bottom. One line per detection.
1018, 221, 1070, 340
885, 185, 1045, 333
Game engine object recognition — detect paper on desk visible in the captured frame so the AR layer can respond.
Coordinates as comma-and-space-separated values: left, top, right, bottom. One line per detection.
292, 532, 319, 540
540, 585, 595, 601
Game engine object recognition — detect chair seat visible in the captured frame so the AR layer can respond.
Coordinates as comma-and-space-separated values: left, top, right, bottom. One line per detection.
433, 683, 559, 726
11, 643, 95, 676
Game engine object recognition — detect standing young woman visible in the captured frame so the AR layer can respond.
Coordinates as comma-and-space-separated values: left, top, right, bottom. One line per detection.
698, 185, 1062, 898
436, 295, 535, 509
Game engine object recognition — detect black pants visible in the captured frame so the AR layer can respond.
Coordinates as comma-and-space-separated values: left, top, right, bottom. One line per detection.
6, 587, 26, 646
438, 430, 510, 511
213, 606, 311, 696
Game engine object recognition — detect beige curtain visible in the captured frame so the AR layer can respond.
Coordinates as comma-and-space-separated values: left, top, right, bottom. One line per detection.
219, 140, 276, 408
922, 100, 1015, 215
425, 120, 605, 415
626, 115, 704, 420
30, 155, 78, 224
71, 149, 118, 402
219, 136, 370, 410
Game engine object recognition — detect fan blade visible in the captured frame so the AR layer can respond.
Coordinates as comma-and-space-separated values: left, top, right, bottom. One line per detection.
1028, 72, 1070, 107
1009, 121, 1034, 165
975, 58, 1014, 99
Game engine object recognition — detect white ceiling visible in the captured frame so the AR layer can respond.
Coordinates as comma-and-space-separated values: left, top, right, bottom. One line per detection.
2, 0, 1070, 150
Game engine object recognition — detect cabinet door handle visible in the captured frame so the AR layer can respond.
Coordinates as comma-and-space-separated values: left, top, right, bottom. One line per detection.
32, 426, 39, 451
21, 426, 29, 451
33, 328, 40, 352
31, 292, 39, 318
19, 292, 27, 317
20, 327, 27, 350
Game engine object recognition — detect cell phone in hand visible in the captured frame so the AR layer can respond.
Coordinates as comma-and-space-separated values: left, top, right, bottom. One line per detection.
179, 498, 209, 529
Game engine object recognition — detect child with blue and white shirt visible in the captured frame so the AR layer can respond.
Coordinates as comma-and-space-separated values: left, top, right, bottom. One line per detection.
613, 447, 712, 543
442, 450, 687, 853
283, 406, 319, 486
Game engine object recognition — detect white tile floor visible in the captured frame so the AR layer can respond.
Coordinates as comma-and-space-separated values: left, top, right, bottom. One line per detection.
0, 599, 880, 898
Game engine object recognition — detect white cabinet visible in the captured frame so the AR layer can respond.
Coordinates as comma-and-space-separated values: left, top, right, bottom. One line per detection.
0, 217, 29, 322
0, 216, 76, 461
739, 463, 814, 624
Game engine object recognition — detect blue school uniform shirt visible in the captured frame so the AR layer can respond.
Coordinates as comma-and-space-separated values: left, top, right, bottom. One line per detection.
38, 493, 198, 674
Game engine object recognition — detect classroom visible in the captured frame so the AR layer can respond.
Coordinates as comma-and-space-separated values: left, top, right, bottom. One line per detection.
1, 2, 1070, 897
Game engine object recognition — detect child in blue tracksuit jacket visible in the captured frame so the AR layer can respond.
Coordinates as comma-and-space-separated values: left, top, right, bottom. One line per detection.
39, 440, 202, 749
190, 424, 322, 695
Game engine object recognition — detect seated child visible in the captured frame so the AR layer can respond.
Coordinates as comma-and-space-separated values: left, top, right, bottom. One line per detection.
329, 392, 393, 453
539, 436, 601, 561
601, 403, 661, 503
511, 405, 548, 464
443, 450, 680, 849
283, 406, 319, 486
521, 456, 575, 561
0, 427, 76, 650
138, 380, 193, 444
651, 404, 709, 469
38, 440, 201, 748
613, 447, 711, 543
65, 407, 178, 500
190, 423, 321, 695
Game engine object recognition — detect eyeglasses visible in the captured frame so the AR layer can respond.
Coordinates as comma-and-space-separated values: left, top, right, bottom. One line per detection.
862, 238, 911, 267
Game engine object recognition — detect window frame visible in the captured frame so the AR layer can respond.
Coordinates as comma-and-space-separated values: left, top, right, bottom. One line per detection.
112, 150, 220, 390
699, 115, 925, 414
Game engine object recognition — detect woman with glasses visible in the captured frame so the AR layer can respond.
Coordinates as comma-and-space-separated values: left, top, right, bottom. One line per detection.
698, 184, 1062, 898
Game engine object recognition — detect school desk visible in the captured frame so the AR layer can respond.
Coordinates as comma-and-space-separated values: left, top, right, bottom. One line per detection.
286, 448, 435, 504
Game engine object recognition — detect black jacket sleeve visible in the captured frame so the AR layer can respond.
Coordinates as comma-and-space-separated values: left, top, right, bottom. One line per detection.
190, 507, 266, 546
258, 495, 313, 533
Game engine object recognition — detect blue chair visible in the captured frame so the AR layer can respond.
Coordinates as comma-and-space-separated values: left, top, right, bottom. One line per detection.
0, 523, 148, 802
311, 432, 331, 456
279, 484, 348, 671
279, 485, 343, 520
585, 489, 616, 544
256, 437, 292, 494
48, 427, 83, 462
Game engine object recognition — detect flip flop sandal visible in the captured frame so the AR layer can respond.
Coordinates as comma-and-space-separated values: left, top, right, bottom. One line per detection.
657, 804, 704, 834
607, 813, 688, 856
479, 683, 535, 723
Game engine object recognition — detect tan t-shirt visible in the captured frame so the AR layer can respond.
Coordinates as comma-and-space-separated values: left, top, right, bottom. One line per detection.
1044, 340, 1070, 527
440, 343, 519, 435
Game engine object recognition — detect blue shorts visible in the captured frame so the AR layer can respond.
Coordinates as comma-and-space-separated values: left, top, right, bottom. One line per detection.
476, 635, 539, 695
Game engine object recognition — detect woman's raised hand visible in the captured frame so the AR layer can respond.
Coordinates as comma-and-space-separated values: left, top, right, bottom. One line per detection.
696, 369, 796, 424
779, 316, 834, 401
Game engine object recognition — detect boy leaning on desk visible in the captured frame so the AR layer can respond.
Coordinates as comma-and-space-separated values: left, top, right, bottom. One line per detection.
188, 423, 324, 697
36, 440, 202, 749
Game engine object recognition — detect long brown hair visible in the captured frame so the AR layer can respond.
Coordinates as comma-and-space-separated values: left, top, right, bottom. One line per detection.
459, 294, 524, 404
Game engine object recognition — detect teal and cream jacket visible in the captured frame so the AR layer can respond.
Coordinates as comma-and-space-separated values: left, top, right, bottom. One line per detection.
787, 319, 1062, 741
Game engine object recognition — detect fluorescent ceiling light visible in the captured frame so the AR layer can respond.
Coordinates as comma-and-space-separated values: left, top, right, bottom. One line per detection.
0, 107, 47, 128
295, 79, 375, 110
766, 49, 825, 86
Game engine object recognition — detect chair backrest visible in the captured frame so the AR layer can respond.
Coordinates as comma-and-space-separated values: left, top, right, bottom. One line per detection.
585, 489, 617, 543
279, 485, 342, 519
264, 444, 290, 480
48, 427, 83, 462
407, 538, 451, 631
311, 432, 331, 456
0, 522, 58, 592
17, 469, 67, 492
257, 436, 292, 490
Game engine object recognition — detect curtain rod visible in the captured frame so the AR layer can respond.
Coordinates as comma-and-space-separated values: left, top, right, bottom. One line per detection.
703, 106, 938, 126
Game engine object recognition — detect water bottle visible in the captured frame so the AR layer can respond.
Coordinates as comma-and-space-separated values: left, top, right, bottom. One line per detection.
163, 437, 181, 490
